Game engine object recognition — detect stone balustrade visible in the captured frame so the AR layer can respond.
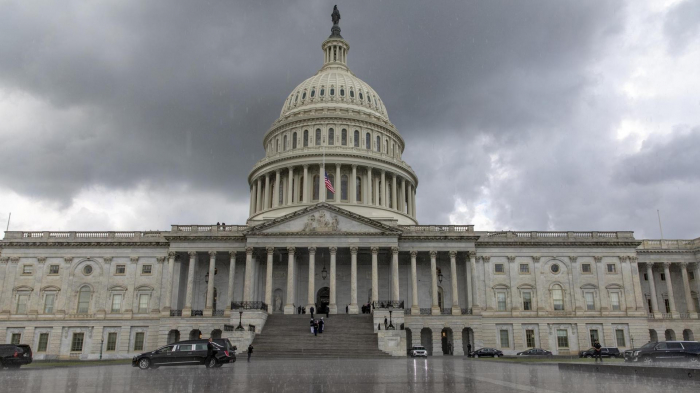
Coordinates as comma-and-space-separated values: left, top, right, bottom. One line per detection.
638, 239, 699, 250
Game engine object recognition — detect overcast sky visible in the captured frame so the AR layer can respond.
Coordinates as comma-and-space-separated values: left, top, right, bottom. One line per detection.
1, 0, 699, 240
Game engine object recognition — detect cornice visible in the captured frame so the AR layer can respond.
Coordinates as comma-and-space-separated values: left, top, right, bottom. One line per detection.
636, 249, 695, 255
1, 242, 169, 248
399, 236, 480, 242
164, 236, 245, 242
475, 241, 643, 248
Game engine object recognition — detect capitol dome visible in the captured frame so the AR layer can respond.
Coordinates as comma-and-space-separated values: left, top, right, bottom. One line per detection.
247, 14, 419, 225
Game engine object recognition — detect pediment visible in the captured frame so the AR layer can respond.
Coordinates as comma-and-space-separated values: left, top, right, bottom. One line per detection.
245, 203, 402, 236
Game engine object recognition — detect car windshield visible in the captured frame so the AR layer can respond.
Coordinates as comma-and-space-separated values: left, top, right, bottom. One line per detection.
640, 342, 656, 350
413, 346, 425, 350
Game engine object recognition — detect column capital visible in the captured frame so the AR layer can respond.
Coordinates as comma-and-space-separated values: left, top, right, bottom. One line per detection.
594, 256, 603, 264
619, 255, 629, 263
287, 246, 296, 255
266, 247, 275, 255
350, 247, 358, 255
391, 247, 399, 255
63, 256, 73, 264
680, 262, 689, 268
371, 247, 379, 255
410, 250, 417, 258
229, 251, 237, 258
630, 256, 638, 263
302, 164, 308, 169
245, 247, 254, 255
265, 172, 270, 179
168, 251, 176, 258
208, 251, 217, 257
130, 256, 139, 264
103, 257, 113, 264
532, 255, 540, 263
329, 246, 338, 255
275, 168, 281, 174
380, 169, 385, 174
188, 251, 197, 257
468, 251, 476, 259
37, 257, 47, 264
663, 261, 672, 269
429, 250, 437, 258
308, 246, 317, 255
449, 251, 457, 259
569, 256, 578, 264
506, 255, 516, 263
9, 257, 19, 264
0, 257, 8, 264
351, 164, 357, 169
156, 256, 166, 264
482, 255, 490, 263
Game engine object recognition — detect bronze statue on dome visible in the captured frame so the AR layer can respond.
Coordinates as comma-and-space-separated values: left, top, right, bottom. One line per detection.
332, 5, 341, 26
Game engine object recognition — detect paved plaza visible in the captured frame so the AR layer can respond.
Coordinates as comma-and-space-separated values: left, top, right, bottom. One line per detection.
1, 358, 698, 393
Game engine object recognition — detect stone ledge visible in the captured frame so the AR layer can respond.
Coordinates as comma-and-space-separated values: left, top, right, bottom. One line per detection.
558, 362, 700, 380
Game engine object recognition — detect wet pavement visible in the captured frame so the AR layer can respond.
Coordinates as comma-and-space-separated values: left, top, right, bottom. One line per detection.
1, 358, 697, 393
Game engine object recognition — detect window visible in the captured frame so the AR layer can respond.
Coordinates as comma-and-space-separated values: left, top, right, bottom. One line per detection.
320, 88, 325, 96
664, 298, 671, 313
141, 265, 152, 275
44, 293, 56, 314
643, 273, 648, 281
525, 330, 536, 348
310, 89, 315, 98
341, 175, 348, 200
303, 130, 309, 147
106, 332, 117, 351
359, 92, 363, 100
115, 265, 126, 275
550, 263, 560, 274
384, 139, 388, 153
16, 294, 29, 314
283, 135, 288, 150
49, 265, 59, 275
349, 89, 354, 98
494, 264, 505, 274
497, 292, 507, 311
367, 94, 371, 103
552, 285, 564, 310
356, 177, 362, 202
293, 132, 297, 149
326, 174, 334, 200
294, 92, 298, 103
376, 136, 380, 152
499, 330, 510, 348
328, 128, 334, 145
365, 133, 370, 149
647, 298, 653, 313
83, 265, 93, 275
134, 332, 145, 351
607, 264, 616, 273
519, 264, 530, 274
37, 333, 49, 352
313, 175, 319, 200
661, 273, 666, 281
341, 129, 347, 145
590, 329, 599, 346
111, 294, 122, 313
22, 265, 33, 275
177, 344, 193, 352
302, 91, 306, 100
138, 294, 150, 313
610, 292, 621, 311
522, 292, 532, 311
690, 271, 695, 280
340, 87, 345, 96
77, 286, 91, 313
354, 130, 359, 147
557, 330, 569, 348
330, 87, 335, 96
581, 264, 591, 273
615, 329, 626, 347
585, 292, 595, 310
11, 333, 21, 345
71, 333, 84, 352
315, 129, 321, 145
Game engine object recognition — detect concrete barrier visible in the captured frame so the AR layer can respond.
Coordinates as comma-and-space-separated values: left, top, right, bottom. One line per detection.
559, 362, 700, 381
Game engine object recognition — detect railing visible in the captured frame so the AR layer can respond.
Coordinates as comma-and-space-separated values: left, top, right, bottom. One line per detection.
419, 308, 431, 315
374, 300, 404, 309
399, 225, 475, 233
404, 309, 411, 315
170, 310, 182, 317
441, 308, 452, 315
230, 301, 268, 312
638, 239, 698, 250
213, 310, 225, 317
191, 310, 204, 317
679, 313, 691, 319
647, 313, 655, 319
66, 313, 94, 319
661, 313, 673, 319
13, 231, 165, 240
171, 225, 248, 233
461, 308, 472, 315
484, 231, 635, 240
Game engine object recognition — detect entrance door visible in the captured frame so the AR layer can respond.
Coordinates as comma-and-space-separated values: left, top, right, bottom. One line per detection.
317, 287, 330, 314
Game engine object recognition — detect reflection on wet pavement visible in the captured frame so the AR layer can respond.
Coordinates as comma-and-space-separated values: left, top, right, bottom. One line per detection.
1, 358, 698, 393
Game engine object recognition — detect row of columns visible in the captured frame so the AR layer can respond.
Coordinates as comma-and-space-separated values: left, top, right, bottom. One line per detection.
644, 262, 700, 317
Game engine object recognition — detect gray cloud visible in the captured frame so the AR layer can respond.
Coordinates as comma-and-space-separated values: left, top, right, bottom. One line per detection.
664, 0, 700, 54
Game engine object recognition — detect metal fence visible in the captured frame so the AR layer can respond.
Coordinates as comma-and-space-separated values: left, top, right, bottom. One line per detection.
230, 301, 268, 312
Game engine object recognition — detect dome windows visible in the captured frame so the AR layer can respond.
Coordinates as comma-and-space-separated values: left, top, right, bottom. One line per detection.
302, 91, 306, 100
359, 92, 363, 100
340, 88, 345, 97
367, 94, 371, 103
311, 89, 315, 98
354, 130, 360, 147
320, 88, 325, 96
303, 130, 309, 147
293, 132, 298, 149
330, 87, 335, 96
365, 133, 371, 150
295, 93, 299, 103
349, 89, 354, 98
315, 129, 321, 145
376, 136, 381, 152
328, 128, 334, 145
341, 129, 347, 146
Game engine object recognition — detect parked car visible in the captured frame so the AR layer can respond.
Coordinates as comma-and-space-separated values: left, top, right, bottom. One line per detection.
468, 348, 503, 358
578, 347, 621, 358
628, 341, 700, 363
0, 344, 33, 369
408, 345, 428, 357
517, 348, 552, 356
132, 339, 236, 370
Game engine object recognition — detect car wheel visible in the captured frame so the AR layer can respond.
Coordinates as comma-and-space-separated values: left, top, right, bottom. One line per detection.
585, 354, 593, 358
213, 363, 224, 368
642, 356, 653, 364
497, 354, 502, 358
205, 357, 217, 368
475, 354, 479, 358
138, 358, 151, 370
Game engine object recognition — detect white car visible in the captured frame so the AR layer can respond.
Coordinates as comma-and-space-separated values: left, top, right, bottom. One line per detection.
409, 345, 428, 357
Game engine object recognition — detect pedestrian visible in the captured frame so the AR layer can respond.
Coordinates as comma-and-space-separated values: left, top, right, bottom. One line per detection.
326, 308, 329, 318
297, 305, 301, 314
319, 317, 324, 333
310, 317, 315, 334
378, 323, 381, 331
346, 305, 349, 314
302, 307, 306, 314
314, 320, 319, 336
310, 306, 315, 319
206, 337, 215, 365
467, 343, 472, 355
593, 341, 602, 363
247, 344, 253, 362
384, 316, 388, 329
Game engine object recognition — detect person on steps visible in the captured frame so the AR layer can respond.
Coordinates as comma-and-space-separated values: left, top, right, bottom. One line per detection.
310, 318, 315, 334
247, 344, 253, 362
319, 317, 325, 333
346, 305, 349, 314
313, 319, 319, 336
297, 306, 301, 314
310, 306, 315, 319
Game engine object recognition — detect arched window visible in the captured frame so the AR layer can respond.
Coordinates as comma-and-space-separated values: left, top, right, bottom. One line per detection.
320, 87, 325, 96
367, 94, 371, 104
326, 174, 334, 200
552, 285, 564, 310
330, 87, 335, 96
312, 175, 320, 200
294, 93, 299, 103
354, 130, 359, 147
350, 89, 354, 98
293, 132, 297, 149
365, 133, 371, 150
276, 138, 280, 152
340, 87, 345, 96
356, 177, 362, 202
328, 128, 334, 145
283, 135, 288, 151
384, 139, 388, 153
302, 91, 306, 100
311, 89, 315, 98
359, 92, 364, 101
341, 175, 348, 200
77, 286, 91, 313
303, 130, 309, 147
315, 129, 321, 146
279, 181, 284, 205
374, 95, 378, 108
376, 136, 381, 152
341, 129, 347, 145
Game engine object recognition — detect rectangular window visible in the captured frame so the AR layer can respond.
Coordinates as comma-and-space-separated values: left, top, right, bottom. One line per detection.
522, 292, 532, 311
610, 292, 621, 311
581, 264, 592, 273
497, 292, 507, 311
494, 264, 505, 274
106, 332, 117, 351
590, 329, 599, 346
141, 265, 152, 275
138, 294, 150, 313
37, 333, 49, 352
690, 271, 695, 280
557, 330, 569, 348
661, 273, 666, 281
519, 264, 530, 274
16, 294, 29, 314
328, 129, 334, 145
71, 333, 84, 352
115, 265, 126, 275
22, 265, 33, 275
552, 289, 564, 311
341, 129, 347, 145
134, 332, 145, 351
44, 293, 56, 314
615, 329, 626, 347
499, 330, 510, 348
111, 294, 122, 313
643, 273, 648, 281
585, 292, 595, 311
77, 290, 90, 314
49, 265, 60, 275
525, 329, 536, 348
664, 299, 670, 313
607, 264, 616, 273
11, 333, 21, 345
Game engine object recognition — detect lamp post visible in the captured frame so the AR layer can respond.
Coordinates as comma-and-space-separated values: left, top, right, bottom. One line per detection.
387, 308, 395, 330
100, 338, 104, 360
235, 311, 244, 331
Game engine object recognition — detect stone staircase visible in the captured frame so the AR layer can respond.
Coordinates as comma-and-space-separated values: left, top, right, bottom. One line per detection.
251, 314, 392, 358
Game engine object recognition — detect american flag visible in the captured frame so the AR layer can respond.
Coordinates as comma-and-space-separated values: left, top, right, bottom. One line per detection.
324, 172, 335, 194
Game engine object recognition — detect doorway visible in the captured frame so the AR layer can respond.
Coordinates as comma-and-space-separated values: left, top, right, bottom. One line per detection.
442, 328, 453, 355
317, 287, 330, 314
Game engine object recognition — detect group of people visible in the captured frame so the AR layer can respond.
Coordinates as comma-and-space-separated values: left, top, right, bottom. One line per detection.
361, 303, 373, 314
310, 317, 326, 336
297, 305, 330, 318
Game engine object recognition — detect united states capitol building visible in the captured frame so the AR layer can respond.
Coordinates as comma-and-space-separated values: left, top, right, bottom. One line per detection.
1, 11, 699, 360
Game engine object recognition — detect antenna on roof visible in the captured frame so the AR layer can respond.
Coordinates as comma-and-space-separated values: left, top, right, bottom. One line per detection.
657, 209, 664, 240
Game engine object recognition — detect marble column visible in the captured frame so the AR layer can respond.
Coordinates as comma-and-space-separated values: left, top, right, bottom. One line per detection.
184, 251, 196, 315
367, 167, 373, 205
264, 173, 270, 210
319, 164, 326, 202
680, 262, 696, 316
249, 185, 255, 216
335, 164, 341, 202
391, 247, 400, 301
371, 247, 379, 303
265, 247, 274, 311
695, 263, 700, 312
204, 251, 217, 315
407, 184, 414, 217
469, 252, 480, 312
243, 248, 254, 302
450, 251, 460, 314
412, 186, 417, 218
284, 247, 296, 314
482, 256, 491, 311
273, 170, 281, 208
302, 165, 309, 204
349, 247, 358, 314
351, 165, 357, 204
430, 251, 440, 315
163, 252, 175, 312
399, 178, 405, 213
256, 177, 262, 212
288, 167, 295, 205
307, 247, 316, 311
226, 252, 236, 312
410, 251, 419, 315
464, 252, 471, 311
646, 263, 659, 314
28, 257, 46, 315
663, 262, 678, 316
380, 170, 386, 207
391, 174, 397, 210
630, 256, 646, 312
594, 256, 608, 311
329, 247, 337, 314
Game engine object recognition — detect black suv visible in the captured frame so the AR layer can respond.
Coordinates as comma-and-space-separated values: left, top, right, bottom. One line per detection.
629, 341, 700, 363
469, 348, 503, 358
579, 347, 621, 358
132, 339, 236, 369
0, 344, 33, 369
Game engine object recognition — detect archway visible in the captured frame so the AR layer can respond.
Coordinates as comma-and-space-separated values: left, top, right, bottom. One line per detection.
189, 329, 202, 340
167, 329, 180, 344
317, 287, 330, 314
211, 329, 222, 339
683, 329, 694, 341
462, 328, 473, 355
420, 328, 433, 356
405, 328, 413, 353
441, 328, 453, 355
649, 329, 658, 343
664, 329, 676, 341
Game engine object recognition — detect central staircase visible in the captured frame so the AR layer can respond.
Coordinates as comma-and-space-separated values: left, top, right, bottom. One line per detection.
251, 314, 392, 358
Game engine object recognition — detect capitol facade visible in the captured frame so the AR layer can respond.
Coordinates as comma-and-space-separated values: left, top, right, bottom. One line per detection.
1, 12, 699, 360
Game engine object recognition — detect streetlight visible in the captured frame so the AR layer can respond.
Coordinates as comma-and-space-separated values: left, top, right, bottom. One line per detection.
387, 309, 395, 330
321, 264, 328, 280
100, 338, 104, 360
437, 267, 443, 284
235, 311, 245, 331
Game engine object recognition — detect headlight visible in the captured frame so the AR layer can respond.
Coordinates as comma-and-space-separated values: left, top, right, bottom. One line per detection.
633, 351, 640, 356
